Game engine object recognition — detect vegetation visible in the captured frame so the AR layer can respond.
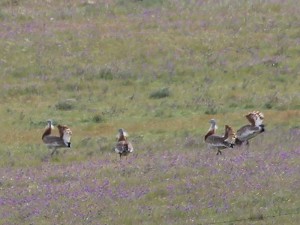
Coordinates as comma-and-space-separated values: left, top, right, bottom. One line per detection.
0, 0, 299, 224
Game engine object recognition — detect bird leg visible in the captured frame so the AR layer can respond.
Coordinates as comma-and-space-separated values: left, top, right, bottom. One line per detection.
51, 148, 58, 156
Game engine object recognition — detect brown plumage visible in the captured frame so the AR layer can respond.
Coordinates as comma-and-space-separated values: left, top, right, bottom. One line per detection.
204, 119, 236, 155
42, 120, 54, 140
235, 111, 265, 146
115, 128, 134, 159
57, 125, 71, 138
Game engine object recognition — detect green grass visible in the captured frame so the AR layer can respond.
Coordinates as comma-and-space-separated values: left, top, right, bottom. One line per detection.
0, 0, 300, 224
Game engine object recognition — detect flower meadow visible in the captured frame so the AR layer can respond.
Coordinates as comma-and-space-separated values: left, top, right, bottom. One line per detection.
1, 0, 300, 224
1, 129, 299, 225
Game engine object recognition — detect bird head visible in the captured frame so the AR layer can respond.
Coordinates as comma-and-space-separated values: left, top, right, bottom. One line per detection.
209, 119, 218, 131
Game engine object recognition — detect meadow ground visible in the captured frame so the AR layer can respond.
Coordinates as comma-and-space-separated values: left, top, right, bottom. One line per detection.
0, 0, 300, 224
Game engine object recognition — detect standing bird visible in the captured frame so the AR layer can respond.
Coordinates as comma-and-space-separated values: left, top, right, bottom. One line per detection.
115, 128, 134, 159
42, 121, 72, 156
204, 119, 236, 155
235, 111, 265, 146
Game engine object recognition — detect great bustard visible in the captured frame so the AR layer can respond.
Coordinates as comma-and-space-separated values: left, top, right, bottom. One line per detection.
115, 128, 134, 159
204, 119, 236, 155
42, 121, 72, 156
235, 111, 265, 146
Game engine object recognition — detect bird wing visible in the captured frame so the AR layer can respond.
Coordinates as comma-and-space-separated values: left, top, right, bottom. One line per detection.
254, 111, 264, 126
236, 125, 261, 141
205, 135, 232, 148
245, 113, 256, 126
115, 141, 134, 153
42, 136, 68, 148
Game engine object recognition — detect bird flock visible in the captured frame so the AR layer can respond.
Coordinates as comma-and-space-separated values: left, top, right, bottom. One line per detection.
42, 111, 265, 158
204, 111, 265, 155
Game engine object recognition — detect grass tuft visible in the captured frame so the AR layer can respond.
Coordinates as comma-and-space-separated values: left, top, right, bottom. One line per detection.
55, 100, 76, 111
150, 87, 170, 99
92, 114, 106, 123
0, 1, 300, 224
249, 213, 264, 221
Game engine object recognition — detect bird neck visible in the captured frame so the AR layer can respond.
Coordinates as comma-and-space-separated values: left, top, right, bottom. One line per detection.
204, 129, 215, 140
118, 134, 127, 142
42, 127, 52, 139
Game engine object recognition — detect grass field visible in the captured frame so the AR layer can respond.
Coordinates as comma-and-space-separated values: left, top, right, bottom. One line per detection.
0, 0, 300, 224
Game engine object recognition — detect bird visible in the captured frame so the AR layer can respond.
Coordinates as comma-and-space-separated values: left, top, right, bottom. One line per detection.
235, 111, 265, 146
42, 121, 72, 156
115, 128, 134, 159
204, 119, 236, 155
